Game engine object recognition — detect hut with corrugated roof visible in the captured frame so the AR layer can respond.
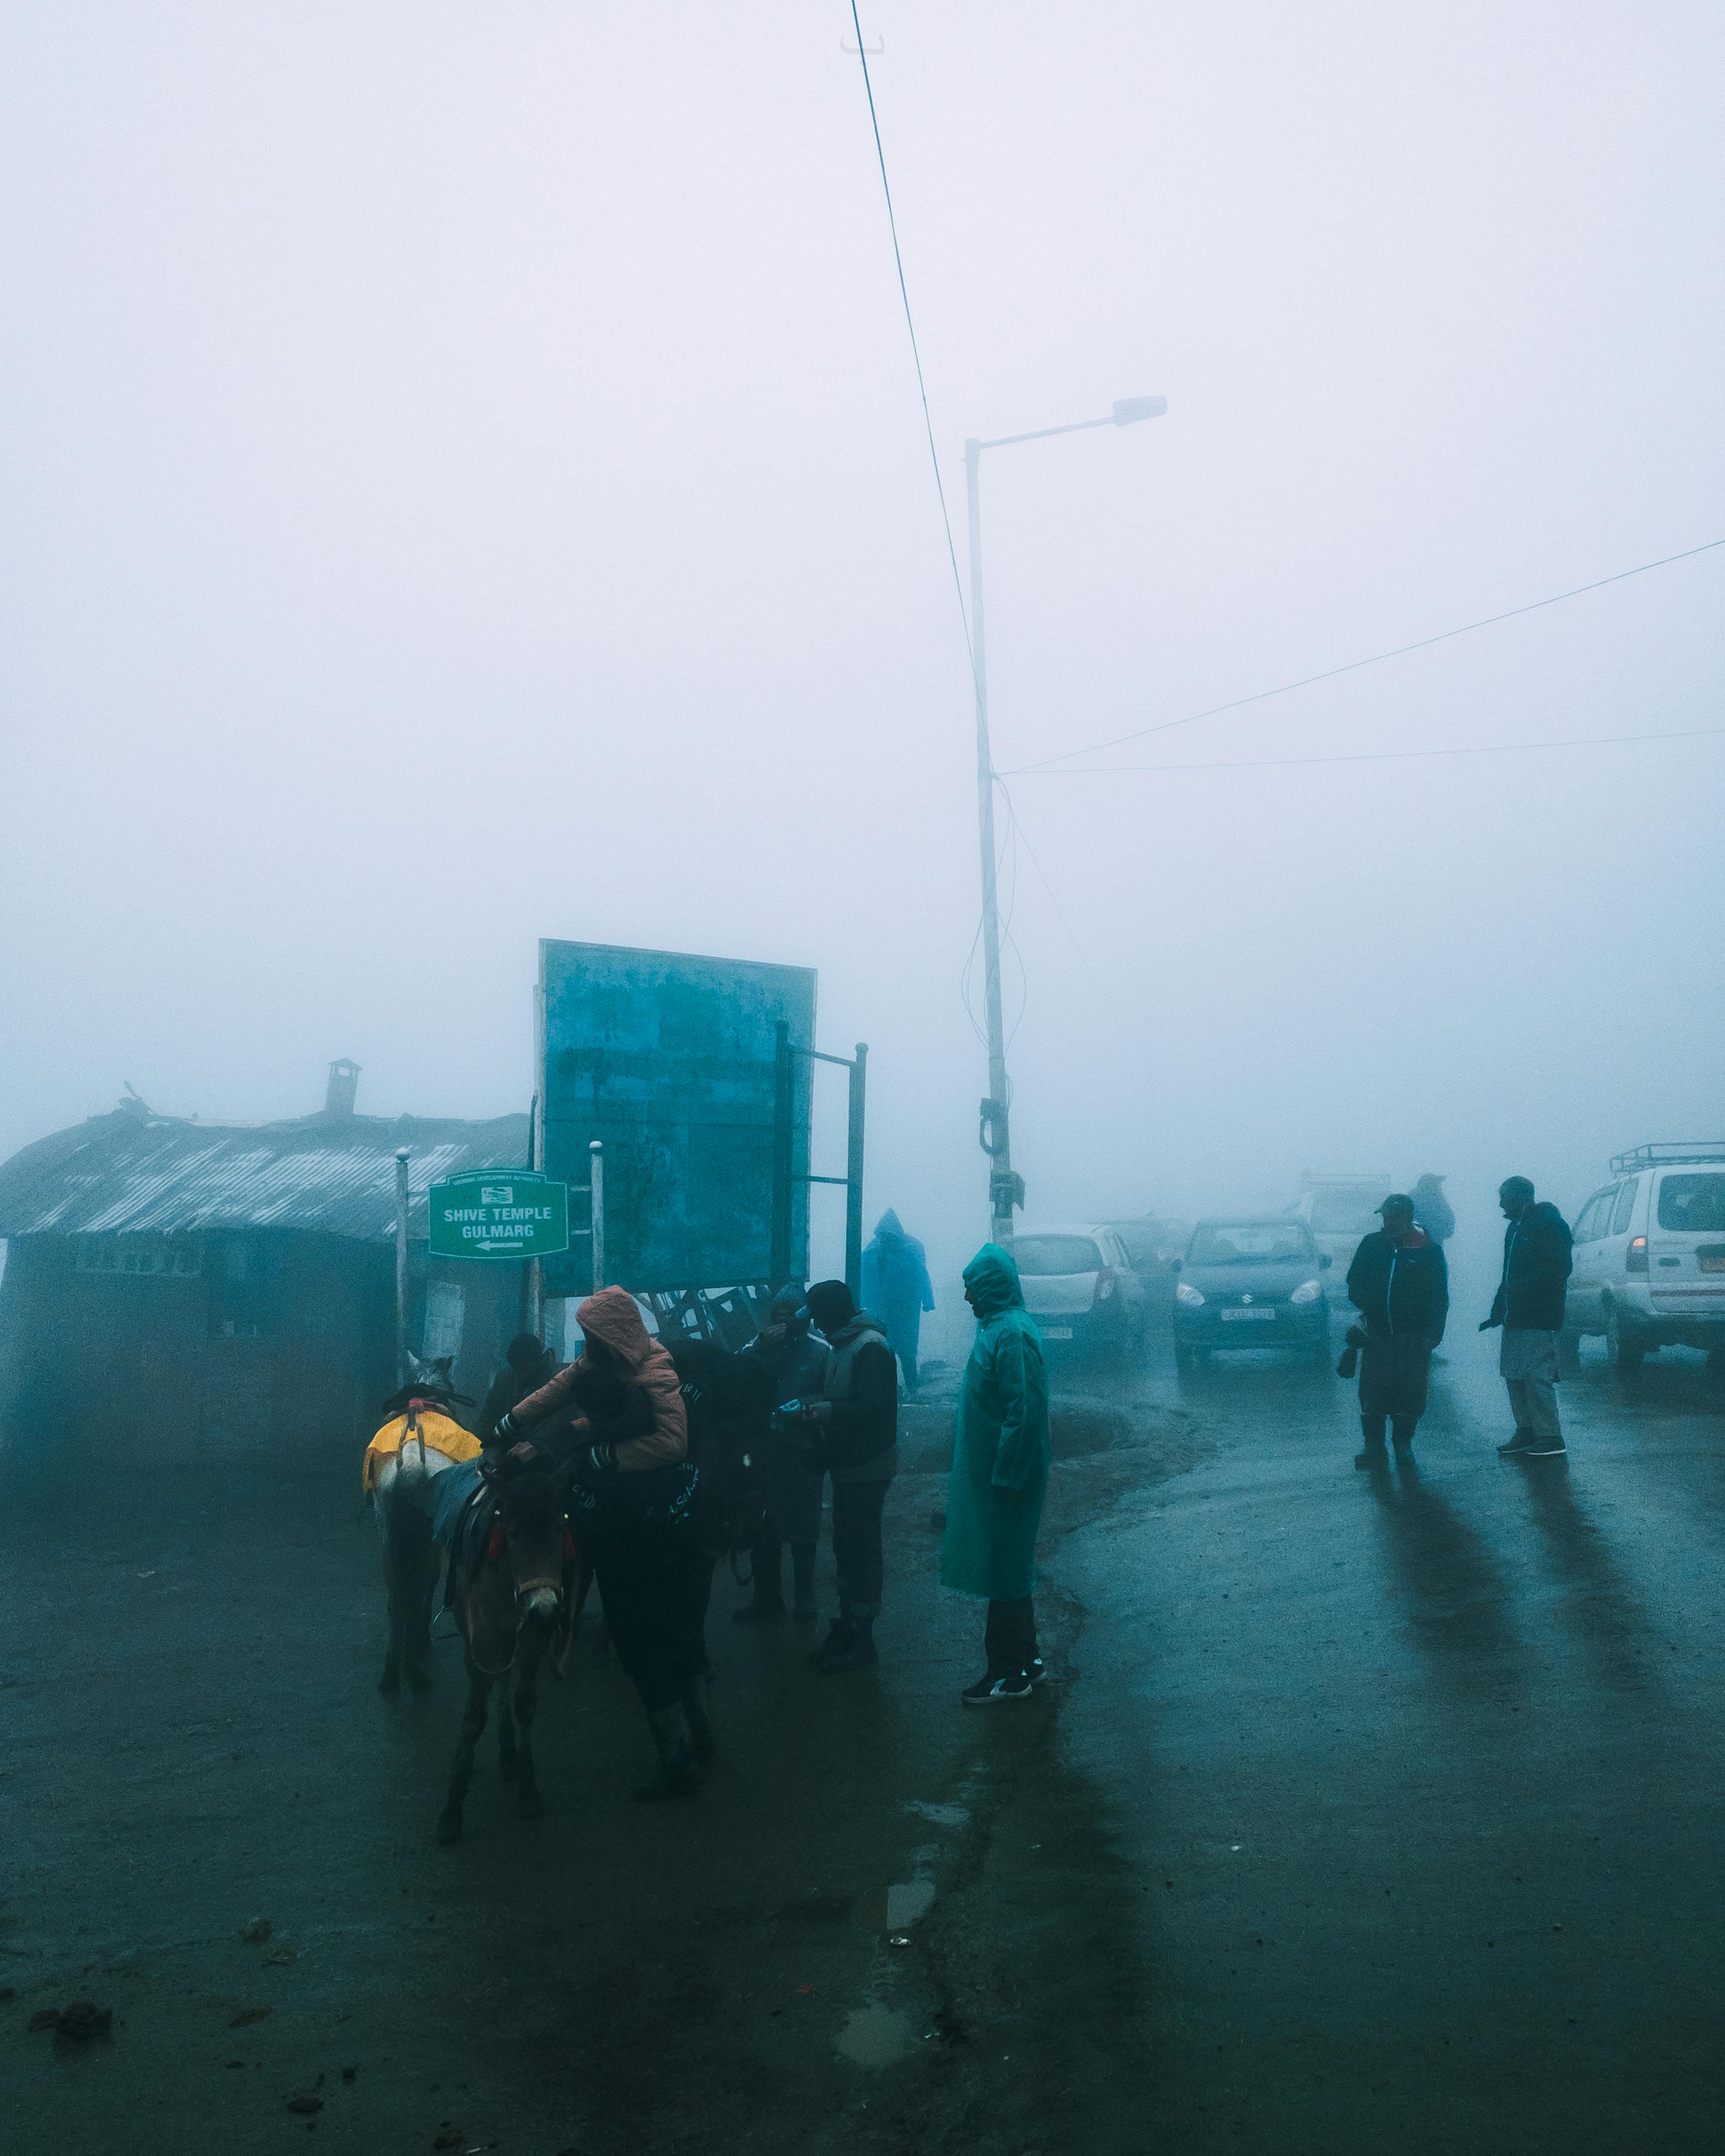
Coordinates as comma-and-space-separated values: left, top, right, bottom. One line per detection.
0, 1063, 530, 1460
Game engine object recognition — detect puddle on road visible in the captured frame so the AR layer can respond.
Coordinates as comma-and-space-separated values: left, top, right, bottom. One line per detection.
852, 1878, 936, 1934
888, 1880, 934, 1928
902, 1799, 969, 1828
835, 2001, 916, 2066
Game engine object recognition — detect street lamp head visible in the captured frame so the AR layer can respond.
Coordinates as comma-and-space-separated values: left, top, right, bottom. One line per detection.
1112, 395, 1168, 426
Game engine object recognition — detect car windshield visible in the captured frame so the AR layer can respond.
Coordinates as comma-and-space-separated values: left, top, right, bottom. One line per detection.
1188, 1224, 1316, 1266
1013, 1234, 1103, 1276
1308, 1190, 1384, 1234
1657, 1173, 1725, 1233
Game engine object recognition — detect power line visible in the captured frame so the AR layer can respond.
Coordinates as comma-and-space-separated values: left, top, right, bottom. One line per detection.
1013, 721, 1725, 778
845, 2, 973, 663
1007, 537, 1725, 774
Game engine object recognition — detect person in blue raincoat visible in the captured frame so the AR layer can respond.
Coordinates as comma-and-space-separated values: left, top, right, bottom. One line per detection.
939, 1243, 1050, 1705
860, 1209, 936, 1392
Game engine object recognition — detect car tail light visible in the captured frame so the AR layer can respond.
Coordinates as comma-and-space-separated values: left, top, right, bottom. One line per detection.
1092, 1266, 1118, 1304
1627, 1237, 1648, 1274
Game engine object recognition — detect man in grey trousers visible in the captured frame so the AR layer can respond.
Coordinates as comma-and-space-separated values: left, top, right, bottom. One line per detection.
1479, 1176, 1574, 1458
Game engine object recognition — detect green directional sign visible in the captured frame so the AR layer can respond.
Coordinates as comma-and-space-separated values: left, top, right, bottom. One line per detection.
427, 1170, 569, 1260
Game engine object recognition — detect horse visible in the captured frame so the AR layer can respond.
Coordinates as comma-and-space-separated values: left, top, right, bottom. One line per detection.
436, 1462, 585, 1844
365, 1357, 481, 1696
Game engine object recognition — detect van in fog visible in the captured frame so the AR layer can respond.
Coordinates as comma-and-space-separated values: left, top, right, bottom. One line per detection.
1288, 1173, 1391, 1273
1563, 1143, 1725, 1373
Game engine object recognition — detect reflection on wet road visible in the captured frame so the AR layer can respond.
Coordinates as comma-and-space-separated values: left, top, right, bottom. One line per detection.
1060, 1316, 1724, 2153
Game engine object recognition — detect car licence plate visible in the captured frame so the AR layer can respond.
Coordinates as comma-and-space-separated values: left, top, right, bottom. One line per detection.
1041, 1325, 1074, 1340
1220, 1308, 1276, 1322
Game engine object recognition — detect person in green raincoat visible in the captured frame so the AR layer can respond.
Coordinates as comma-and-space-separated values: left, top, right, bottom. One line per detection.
940, 1243, 1051, 1704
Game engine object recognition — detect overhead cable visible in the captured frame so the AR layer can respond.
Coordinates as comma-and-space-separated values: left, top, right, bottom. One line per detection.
1014, 721, 1725, 777
1007, 537, 1725, 774
845, 2, 973, 663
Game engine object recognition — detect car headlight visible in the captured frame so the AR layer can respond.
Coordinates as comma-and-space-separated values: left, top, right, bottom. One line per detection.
1289, 1279, 1322, 1305
1175, 1280, 1205, 1308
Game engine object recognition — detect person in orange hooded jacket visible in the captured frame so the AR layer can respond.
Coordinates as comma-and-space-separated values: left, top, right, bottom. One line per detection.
495, 1287, 707, 1797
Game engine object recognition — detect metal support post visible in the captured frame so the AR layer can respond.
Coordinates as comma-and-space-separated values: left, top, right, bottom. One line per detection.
844, 1043, 868, 1299
524, 1092, 544, 1341
770, 1020, 795, 1286
394, 1147, 411, 1380
589, 1140, 605, 1292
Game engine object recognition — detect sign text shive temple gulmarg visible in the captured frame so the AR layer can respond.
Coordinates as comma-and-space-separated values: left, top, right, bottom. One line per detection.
427, 1171, 569, 1260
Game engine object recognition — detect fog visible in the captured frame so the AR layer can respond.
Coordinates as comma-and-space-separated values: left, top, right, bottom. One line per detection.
4, 2, 1721, 1344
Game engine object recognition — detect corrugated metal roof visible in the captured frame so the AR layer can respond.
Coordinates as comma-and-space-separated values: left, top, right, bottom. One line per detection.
0, 1108, 533, 1244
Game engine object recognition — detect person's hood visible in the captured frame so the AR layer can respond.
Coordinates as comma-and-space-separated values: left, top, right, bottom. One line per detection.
575, 1286, 656, 1371
874, 1208, 905, 1240
826, 1311, 888, 1350
963, 1242, 1024, 1318
1413, 1174, 1445, 1192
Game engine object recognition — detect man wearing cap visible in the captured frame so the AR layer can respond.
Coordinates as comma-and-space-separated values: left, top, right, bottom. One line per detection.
1345, 1195, 1449, 1469
1480, 1176, 1573, 1458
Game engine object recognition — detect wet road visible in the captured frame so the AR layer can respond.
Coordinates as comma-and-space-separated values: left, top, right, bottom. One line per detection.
1068, 1298, 1725, 2151
4, 1286, 1722, 2154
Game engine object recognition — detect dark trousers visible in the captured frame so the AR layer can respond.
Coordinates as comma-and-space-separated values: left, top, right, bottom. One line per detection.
985, 1596, 1038, 1677
591, 1537, 708, 1714
1360, 1414, 1420, 1452
831, 1477, 888, 1620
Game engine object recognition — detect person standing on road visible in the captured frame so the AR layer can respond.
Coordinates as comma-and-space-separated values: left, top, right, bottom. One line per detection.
1480, 1176, 1574, 1459
800, 1280, 898, 1675
861, 1209, 937, 1394
1411, 1174, 1456, 1245
477, 1331, 559, 1448
732, 1285, 828, 1627
940, 1244, 1051, 1706
1346, 1195, 1449, 1470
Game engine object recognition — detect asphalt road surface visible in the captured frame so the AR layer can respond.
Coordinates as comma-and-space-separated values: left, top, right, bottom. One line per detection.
5, 1279, 1722, 2155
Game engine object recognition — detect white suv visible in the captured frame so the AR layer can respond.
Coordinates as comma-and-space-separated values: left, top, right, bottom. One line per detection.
1562, 1144, 1725, 1373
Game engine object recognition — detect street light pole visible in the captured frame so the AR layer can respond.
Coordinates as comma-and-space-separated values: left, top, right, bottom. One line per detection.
962, 396, 1167, 1247
965, 437, 1018, 1248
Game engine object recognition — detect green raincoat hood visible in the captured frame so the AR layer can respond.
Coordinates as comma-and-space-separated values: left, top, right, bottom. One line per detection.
963, 1243, 1024, 1319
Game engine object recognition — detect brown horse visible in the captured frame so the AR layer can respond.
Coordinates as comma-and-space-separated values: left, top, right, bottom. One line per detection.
436, 1466, 584, 1844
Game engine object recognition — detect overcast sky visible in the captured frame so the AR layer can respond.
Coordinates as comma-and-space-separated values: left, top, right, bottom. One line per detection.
3, 2, 1721, 1316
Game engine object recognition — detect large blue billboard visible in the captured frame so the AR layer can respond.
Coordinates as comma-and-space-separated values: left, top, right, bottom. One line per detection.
538, 940, 817, 1296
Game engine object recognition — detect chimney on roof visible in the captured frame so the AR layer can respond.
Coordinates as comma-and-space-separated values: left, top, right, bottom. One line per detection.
325, 1058, 361, 1119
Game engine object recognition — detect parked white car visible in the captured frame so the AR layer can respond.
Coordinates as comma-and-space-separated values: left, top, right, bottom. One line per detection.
1563, 1143, 1725, 1372
1008, 1224, 1149, 1362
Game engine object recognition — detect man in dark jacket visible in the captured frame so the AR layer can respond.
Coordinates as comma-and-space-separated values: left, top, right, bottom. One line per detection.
478, 1332, 559, 1448
801, 1280, 897, 1675
1480, 1176, 1573, 1458
1346, 1195, 1449, 1469
733, 1285, 828, 1626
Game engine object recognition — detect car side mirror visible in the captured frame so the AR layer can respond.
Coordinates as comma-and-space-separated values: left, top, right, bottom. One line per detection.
1169, 1257, 1182, 1273
1319, 1253, 1332, 1268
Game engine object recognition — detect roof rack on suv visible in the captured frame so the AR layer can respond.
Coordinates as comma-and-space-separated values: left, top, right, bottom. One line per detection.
1608, 1142, 1725, 1174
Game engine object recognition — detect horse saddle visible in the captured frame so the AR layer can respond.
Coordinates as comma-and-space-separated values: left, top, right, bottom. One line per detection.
444, 1477, 500, 1609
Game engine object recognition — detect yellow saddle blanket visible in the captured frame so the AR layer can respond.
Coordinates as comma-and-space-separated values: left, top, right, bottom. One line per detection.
363, 1408, 483, 1493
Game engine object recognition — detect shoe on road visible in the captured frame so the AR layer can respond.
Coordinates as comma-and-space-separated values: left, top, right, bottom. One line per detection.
808, 1619, 852, 1666
1497, 1430, 1537, 1454
1521, 1438, 1567, 1457
1355, 1448, 1388, 1470
962, 1670, 1034, 1705
1027, 1657, 1047, 1686
818, 1629, 878, 1676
